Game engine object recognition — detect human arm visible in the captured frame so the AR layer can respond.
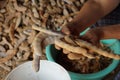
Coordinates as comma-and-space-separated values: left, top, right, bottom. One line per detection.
56, 24, 120, 60
62, 0, 120, 36
82, 24, 120, 46
99, 24, 120, 39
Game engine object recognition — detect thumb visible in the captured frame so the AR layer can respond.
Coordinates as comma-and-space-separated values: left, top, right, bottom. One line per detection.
80, 34, 101, 47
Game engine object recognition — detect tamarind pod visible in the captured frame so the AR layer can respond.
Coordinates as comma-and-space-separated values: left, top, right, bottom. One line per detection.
13, 1, 27, 12
15, 12, 22, 29
67, 53, 83, 60
75, 39, 120, 60
32, 32, 48, 56
9, 23, 15, 45
63, 49, 70, 54
55, 38, 94, 59
0, 49, 17, 64
32, 24, 64, 37
0, 64, 11, 71
55, 44, 61, 50
32, 54, 40, 72
64, 36, 76, 45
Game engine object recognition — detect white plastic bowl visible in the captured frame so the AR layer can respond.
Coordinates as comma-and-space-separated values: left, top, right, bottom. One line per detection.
5, 60, 71, 80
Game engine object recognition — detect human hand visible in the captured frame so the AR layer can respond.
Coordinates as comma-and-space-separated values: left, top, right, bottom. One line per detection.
55, 27, 103, 60
61, 22, 85, 36
81, 28, 103, 47
54, 36, 86, 60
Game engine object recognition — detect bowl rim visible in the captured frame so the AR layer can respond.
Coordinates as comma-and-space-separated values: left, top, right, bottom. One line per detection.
5, 60, 71, 80
46, 44, 120, 79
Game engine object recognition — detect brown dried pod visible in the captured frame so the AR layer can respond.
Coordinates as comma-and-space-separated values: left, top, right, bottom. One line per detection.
0, 49, 17, 64
55, 37, 94, 59
13, 0, 27, 12
32, 32, 48, 56
0, 64, 11, 71
9, 23, 15, 45
75, 39, 120, 60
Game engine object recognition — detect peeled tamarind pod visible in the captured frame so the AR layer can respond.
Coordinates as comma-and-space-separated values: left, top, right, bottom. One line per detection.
75, 39, 120, 60
63, 36, 76, 54
64, 36, 76, 45
63, 49, 70, 54
32, 24, 64, 37
88, 49, 94, 54
55, 44, 61, 50
67, 53, 83, 60
55, 37, 94, 59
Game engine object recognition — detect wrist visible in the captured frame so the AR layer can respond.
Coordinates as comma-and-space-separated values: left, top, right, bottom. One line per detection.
89, 27, 104, 40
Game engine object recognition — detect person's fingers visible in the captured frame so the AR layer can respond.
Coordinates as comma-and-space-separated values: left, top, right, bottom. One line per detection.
54, 44, 61, 50
61, 23, 81, 36
92, 40, 101, 47
81, 36, 100, 48
80, 30, 99, 46
32, 54, 40, 72
63, 49, 70, 54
